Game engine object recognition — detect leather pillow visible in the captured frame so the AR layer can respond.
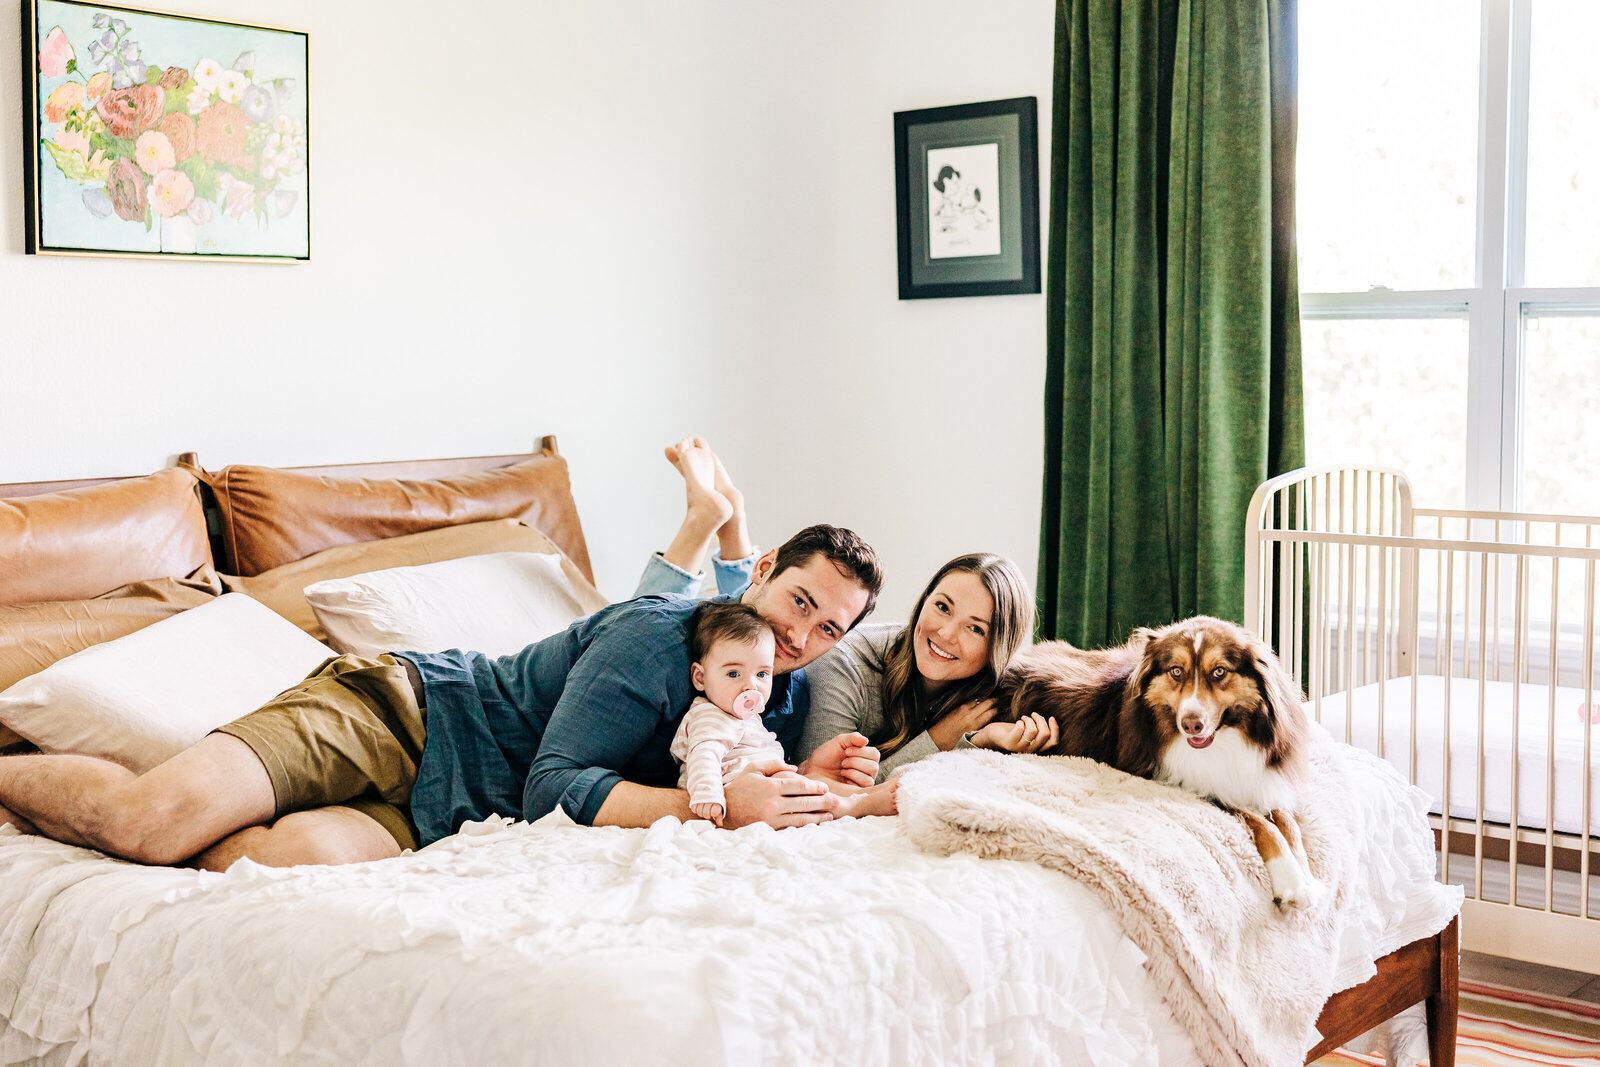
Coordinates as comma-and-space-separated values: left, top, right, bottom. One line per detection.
0, 467, 213, 606
222, 519, 598, 640
0, 565, 223, 751
204, 454, 593, 580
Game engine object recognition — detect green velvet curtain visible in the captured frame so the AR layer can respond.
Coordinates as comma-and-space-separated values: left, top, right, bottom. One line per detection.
1037, 0, 1304, 647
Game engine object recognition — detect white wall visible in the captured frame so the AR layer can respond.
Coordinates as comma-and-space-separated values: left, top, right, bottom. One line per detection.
1, 1, 1052, 614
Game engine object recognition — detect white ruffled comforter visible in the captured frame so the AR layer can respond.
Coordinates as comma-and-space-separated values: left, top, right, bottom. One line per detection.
0, 752, 1455, 1067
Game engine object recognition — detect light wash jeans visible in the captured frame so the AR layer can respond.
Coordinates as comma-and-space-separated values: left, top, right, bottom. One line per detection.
632, 550, 756, 599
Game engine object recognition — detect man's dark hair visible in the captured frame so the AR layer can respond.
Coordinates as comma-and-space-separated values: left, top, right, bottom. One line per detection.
769, 524, 883, 628
690, 601, 774, 663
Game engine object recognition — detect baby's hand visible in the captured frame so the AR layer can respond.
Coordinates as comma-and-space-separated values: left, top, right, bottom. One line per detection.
971, 712, 1058, 754
690, 801, 725, 827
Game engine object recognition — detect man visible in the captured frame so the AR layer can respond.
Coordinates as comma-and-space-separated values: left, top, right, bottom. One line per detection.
0, 525, 884, 868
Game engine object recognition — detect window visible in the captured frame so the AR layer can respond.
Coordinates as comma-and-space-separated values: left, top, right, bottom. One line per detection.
1297, 0, 1600, 515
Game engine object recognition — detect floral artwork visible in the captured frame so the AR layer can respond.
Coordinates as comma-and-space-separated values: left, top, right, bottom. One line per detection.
24, 0, 309, 260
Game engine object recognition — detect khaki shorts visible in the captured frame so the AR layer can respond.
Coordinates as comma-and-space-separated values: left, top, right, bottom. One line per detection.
214, 653, 426, 852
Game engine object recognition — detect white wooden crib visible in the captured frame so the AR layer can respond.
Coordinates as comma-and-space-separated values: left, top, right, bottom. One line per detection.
1245, 465, 1600, 971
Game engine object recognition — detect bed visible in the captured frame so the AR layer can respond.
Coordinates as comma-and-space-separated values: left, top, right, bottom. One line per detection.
1246, 464, 1600, 973
1, 442, 1460, 1066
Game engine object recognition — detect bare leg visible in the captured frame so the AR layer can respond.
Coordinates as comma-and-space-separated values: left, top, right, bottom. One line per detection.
0, 734, 275, 865
659, 437, 734, 575
709, 446, 752, 562
831, 780, 898, 818
0, 798, 36, 835
189, 805, 400, 872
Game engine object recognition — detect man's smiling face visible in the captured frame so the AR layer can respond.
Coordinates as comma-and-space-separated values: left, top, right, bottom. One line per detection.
743, 553, 870, 673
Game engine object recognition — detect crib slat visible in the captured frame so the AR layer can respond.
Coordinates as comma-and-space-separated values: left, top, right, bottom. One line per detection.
1508, 554, 1524, 909
1442, 550, 1456, 885
1547, 552, 1560, 913
1574, 563, 1587, 921
1476, 551, 1489, 902
1377, 546, 1388, 761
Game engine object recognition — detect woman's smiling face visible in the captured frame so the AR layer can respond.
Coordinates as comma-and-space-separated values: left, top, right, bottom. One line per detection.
911, 569, 994, 687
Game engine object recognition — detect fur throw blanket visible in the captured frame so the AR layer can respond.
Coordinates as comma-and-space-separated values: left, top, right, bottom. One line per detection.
896, 740, 1461, 1067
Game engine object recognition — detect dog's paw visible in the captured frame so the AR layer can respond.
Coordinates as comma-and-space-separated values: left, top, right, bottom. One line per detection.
1267, 856, 1321, 910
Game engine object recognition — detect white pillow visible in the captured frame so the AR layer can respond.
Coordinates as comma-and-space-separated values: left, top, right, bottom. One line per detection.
304, 552, 610, 660
0, 593, 332, 773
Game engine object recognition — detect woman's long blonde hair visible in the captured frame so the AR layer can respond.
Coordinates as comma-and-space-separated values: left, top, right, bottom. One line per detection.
874, 553, 1033, 756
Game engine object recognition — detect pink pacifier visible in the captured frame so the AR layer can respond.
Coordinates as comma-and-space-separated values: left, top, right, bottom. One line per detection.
733, 689, 766, 716
1579, 702, 1600, 726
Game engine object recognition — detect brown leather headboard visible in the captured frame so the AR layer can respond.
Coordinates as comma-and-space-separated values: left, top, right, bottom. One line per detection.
193, 435, 594, 583
0, 466, 213, 606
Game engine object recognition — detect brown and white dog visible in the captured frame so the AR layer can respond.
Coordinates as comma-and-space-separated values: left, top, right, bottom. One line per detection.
999, 615, 1320, 909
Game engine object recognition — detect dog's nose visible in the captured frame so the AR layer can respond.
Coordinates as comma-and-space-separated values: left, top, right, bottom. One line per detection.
1180, 714, 1206, 735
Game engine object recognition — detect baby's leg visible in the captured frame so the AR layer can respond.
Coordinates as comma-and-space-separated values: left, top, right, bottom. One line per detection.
831, 780, 898, 819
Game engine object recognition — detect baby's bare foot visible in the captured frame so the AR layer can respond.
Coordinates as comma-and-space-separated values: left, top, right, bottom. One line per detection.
665, 438, 733, 530
834, 782, 898, 819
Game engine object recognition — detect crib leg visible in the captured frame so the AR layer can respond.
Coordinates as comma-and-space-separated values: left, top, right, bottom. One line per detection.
1425, 917, 1459, 1067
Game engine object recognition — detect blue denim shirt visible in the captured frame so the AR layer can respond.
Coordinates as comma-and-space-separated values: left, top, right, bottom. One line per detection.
404, 575, 807, 847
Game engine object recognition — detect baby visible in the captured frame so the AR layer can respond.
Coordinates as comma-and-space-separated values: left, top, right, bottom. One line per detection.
671, 601, 896, 826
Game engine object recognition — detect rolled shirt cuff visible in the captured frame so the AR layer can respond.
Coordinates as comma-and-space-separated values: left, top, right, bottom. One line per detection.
633, 551, 703, 598
538, 766, 623, 826
710, 549, 757, 597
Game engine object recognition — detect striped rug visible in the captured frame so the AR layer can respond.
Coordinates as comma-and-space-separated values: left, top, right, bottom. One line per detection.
1315, 981, 1600, 1065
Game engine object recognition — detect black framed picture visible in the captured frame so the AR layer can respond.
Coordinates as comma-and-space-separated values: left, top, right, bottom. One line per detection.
894, 96, 1039, 299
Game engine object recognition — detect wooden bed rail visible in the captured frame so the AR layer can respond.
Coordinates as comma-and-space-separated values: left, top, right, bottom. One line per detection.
1305, 911, 1459, 1064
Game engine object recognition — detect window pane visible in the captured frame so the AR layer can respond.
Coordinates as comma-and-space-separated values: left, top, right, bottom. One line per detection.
1302, 318, 1471, 508
1524, 1, 1600, 287
1520, 312, 1600, 513
1297, 1, 1480, 292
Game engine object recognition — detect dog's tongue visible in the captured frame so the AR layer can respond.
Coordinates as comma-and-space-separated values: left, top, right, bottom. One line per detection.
1187, 734, 1214, 749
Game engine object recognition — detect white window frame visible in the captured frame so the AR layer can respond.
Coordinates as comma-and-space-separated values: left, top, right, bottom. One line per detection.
1299, 0, 1600, 512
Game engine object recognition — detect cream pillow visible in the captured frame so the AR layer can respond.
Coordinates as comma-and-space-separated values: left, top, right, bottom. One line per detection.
305, 552, 610, 660
0, 593, 332, 773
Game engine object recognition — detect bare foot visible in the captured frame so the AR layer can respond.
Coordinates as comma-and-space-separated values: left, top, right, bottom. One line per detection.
705, 441, 752, 560
665, 437, 734, 531
833, 781, 898, 819
0, 800, 37, 836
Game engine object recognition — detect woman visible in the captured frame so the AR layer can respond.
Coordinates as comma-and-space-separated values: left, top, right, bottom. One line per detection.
645, 439, 1055, 781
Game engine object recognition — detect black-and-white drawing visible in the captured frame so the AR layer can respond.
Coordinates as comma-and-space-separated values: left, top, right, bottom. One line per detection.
927, 143, 1001, 259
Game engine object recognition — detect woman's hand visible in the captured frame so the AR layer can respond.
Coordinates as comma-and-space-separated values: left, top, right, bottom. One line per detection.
928, 698, 1000, 751
797, 733, 880, 789
971, 712, 1059, 754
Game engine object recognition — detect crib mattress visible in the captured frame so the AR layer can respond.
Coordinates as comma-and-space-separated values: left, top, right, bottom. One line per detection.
1311, 674, 1600, 837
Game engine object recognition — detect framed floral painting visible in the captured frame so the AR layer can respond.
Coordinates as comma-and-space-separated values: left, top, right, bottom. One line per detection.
22, 0, 309, 261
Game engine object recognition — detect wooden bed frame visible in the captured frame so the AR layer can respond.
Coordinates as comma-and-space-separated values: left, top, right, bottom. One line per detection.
1, 440, 1460, 1065
1309, 916, 1458, 1065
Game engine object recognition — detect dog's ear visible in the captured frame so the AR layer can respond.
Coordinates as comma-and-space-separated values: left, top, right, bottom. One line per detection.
1242, 634, 1302, 725
1239, 631, 1308, 769
1115, 631, 1164, 778
1127, 626, 1158, 648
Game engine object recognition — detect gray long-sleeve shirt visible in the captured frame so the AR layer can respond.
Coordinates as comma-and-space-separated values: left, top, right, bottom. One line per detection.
798, 622, 974, 782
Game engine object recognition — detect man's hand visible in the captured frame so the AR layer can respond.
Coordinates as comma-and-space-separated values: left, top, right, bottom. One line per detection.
796, 732, 880, 789
723, 761, 840, 829
927, 698, 1000, 751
